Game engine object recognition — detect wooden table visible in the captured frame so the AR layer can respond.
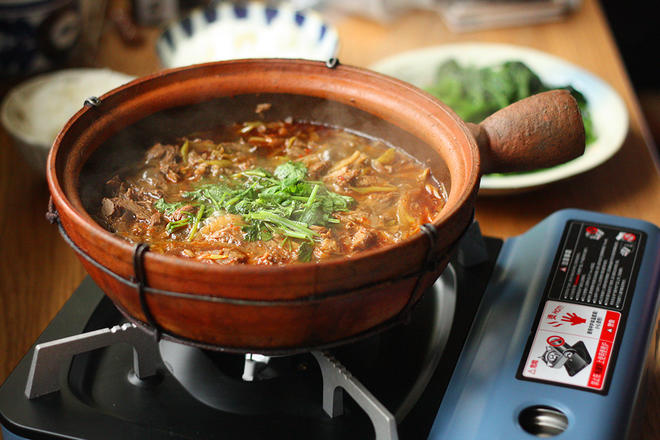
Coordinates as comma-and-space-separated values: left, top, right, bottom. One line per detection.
1, 0, 658, 437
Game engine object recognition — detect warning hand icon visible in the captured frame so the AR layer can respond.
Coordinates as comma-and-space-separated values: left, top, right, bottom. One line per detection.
561, 312, 586, 326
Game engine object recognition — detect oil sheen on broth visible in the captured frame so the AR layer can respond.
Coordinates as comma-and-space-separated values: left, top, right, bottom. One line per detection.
98, 118, 446, 265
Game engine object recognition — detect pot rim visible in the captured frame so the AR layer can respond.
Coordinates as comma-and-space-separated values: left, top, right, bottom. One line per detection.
46, 58, 481, 280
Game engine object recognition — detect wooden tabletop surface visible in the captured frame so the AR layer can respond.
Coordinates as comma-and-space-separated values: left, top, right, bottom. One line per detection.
1, 0, 659, 437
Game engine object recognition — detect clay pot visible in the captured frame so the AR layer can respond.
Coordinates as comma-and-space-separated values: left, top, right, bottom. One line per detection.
47, 59, 584, 352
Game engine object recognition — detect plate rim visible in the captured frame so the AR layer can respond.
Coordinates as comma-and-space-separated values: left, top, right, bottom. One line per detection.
369, 42, 629, 195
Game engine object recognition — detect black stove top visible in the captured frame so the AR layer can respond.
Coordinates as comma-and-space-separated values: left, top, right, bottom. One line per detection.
0, 238, 501, 440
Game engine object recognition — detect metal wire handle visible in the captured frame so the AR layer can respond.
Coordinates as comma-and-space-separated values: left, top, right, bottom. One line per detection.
48, 194, 473, 354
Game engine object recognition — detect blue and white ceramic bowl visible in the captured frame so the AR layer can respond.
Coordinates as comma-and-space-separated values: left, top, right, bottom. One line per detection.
0, 0, 82, 76
156, 1, 339, 68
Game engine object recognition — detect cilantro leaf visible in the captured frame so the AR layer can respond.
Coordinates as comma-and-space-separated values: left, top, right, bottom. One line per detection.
298, 241, 314, 262
153, 162, 354, 258
274, 161, 307, 185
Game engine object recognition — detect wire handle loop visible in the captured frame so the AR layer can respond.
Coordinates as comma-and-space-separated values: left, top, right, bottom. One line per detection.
133, 243, 161, 342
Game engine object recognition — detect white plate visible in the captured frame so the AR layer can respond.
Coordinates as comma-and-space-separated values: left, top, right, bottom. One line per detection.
369, 43, 629, 195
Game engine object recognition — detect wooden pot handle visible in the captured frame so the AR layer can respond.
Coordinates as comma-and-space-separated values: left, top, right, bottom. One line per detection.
467, 89, 586, 175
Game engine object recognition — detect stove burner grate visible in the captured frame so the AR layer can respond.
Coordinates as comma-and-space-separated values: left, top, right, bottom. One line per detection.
20, 264, 461, 440
1, 231, 502, 440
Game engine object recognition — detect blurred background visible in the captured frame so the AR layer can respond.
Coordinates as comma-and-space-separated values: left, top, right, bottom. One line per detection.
0, 0, 657, 161
1, 3, 659, 439
600, 0, 658, 151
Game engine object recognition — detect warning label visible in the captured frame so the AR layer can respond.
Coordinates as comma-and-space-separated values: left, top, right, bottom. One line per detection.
546, 222, 643, 310
518, 220, 646, 394
521, 301, 620, 390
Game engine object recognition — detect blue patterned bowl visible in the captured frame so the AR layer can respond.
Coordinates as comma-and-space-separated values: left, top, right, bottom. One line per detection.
156, 1, 339, 68
0, 0, 82, 76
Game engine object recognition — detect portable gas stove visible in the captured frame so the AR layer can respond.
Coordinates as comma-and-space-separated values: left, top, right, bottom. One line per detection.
1, 209, 659, 439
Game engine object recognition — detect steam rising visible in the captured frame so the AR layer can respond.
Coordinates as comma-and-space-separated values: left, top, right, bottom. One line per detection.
80, 94, 451, 218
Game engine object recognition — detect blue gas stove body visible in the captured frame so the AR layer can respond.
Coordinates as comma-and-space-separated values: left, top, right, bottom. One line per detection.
430, 209, 660, 439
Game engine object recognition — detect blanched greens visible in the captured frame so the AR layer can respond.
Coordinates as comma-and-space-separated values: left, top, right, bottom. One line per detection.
154, 161, 354, 260
424, 60, 596, 145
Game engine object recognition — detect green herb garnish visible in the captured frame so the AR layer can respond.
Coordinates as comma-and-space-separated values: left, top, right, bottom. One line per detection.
298, 241, 314, 263
154, 161, 354, 259
154, 199, 196, 233
154, 198, 186, 215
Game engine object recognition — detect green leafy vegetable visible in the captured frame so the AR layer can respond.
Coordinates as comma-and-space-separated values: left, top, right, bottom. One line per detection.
153, 161, 354, 256
424, 60, 596, 145
166, 217, 192, 233
187, 204, 205, 241
273, 160, 308, 186
298, 241, 314, 263
154, 199, 197, 233
154, 198, 186, 215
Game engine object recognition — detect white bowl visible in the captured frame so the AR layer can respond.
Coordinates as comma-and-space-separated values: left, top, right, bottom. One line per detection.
156, 1, 339, 68
1, 68, 134, 176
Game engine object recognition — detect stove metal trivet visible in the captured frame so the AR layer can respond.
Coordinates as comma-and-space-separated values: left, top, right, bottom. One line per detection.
24, 323, 399, 440
25, 322, 160, 399
312, 351, 398, 440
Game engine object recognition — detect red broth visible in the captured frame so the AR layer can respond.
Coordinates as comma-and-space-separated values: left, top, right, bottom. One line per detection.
98, 119, 446, 264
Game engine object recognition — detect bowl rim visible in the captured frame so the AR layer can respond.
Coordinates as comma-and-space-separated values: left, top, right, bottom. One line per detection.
1, 68, 135, 149
46, 59, 480, 285
155, 0, 340, 68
